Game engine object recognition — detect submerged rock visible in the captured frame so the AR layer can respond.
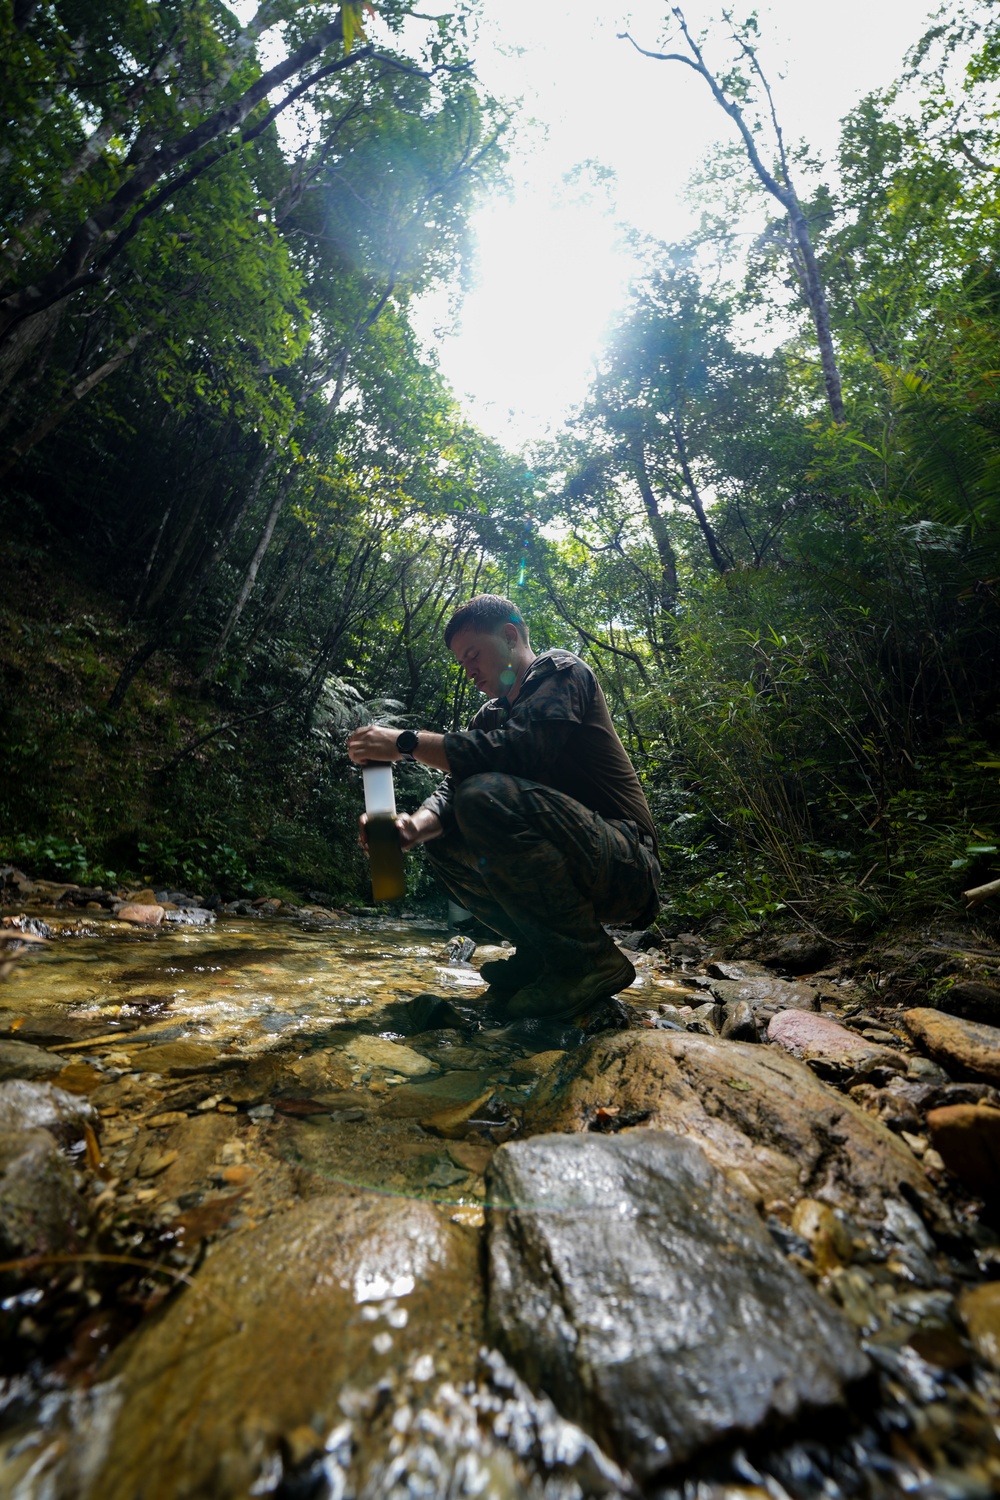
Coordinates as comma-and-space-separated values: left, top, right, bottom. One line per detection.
903, 1007, 1000, 1085
487, 1131, 868, 1480
343, 1033, 436, 1075
524, 1030, 938, 1221
130, 1041, 232, 1076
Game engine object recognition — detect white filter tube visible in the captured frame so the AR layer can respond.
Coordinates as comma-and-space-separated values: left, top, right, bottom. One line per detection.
362, 763, 397, 818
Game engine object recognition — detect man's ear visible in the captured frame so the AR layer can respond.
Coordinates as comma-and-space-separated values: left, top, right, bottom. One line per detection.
502, 622, 519, 647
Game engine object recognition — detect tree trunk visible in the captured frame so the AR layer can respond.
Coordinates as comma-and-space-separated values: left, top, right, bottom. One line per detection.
622, 10, 846, 423
200, 467, 295, 680
631, 438, 679, 611
0, 331, 144, 479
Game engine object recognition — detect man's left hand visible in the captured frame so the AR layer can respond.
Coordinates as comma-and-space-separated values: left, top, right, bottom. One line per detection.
347, 725, 401, 765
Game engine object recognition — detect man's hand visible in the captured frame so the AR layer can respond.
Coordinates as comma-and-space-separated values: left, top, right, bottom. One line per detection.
346, 724, 452, 773
347, 725, 401, 765
358, 809, 442, 852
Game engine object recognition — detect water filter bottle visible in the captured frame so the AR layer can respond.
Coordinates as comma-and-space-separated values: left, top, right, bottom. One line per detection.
362, 763, 405, 903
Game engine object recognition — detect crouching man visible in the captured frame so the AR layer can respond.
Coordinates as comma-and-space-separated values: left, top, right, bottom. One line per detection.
346, 594, 660, 1020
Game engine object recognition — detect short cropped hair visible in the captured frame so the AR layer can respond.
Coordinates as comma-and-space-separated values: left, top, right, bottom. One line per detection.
444, 594, 528, 648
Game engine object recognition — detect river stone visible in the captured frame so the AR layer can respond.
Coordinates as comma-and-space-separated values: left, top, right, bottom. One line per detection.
117, 903, 164, 926
0, 1078, 95, 1138
926, 1103, 1000, 1199
0, 1127, 87, 1256
343, 1033, 435, 1076
705, 960, 772, 980
939, 981, 1000, 1025
768, 1010, 904, 1077
721, 998, 758, 1041
487, 1131, 868, 1480
83, 1194, 481, 1500
707, 976, 821, 1011
903, 1007, 1000, 1086
524, 1031, 937, 1221
0, 1037, 65, 1081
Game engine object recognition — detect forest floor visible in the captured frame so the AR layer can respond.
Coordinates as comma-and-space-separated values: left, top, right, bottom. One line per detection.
0, 884, 999, 1497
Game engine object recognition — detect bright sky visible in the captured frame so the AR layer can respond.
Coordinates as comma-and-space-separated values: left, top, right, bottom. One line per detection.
409, 0, 936, 449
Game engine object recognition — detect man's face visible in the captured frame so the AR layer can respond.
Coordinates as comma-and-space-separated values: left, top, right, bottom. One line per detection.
449, 624, 514, 700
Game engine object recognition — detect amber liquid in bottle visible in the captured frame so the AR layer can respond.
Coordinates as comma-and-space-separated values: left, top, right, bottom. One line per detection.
366, 813, 406, 903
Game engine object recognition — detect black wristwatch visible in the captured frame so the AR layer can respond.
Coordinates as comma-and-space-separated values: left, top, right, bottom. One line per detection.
396, 730, 419, 761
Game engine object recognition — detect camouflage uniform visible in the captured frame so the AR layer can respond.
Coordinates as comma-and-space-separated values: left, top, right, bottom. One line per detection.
421, 651, 660, 974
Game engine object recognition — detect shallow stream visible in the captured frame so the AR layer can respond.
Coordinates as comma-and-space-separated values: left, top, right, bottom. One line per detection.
1, 908, 998, 1499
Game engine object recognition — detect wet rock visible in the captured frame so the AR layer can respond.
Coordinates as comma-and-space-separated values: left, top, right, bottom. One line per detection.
343, 1034, 436, 1076
0, 1078, 95, 1139
958, 1282, 1000, 1369
524, 1031, 938, 1221
925, 1103, 1000, 1200
445, 934, 477, 964
938, 981, 1000, 1026
903, 1007, 1000, 1086
1, 913, 52, 939
162, 906, 216, 927
0, 1127, 87, 1256
721, 999, 758, 1042
117, 903, 164, 927
147, 1112, 238, 1200
83, 1195, 481, 1500
130, 1041, 231, 1076
487, 1131, 868, 1479
768, 1010, 905, 1079
0, 1037, 65, 1081
762, 933, 832, 974
686, 1000, 722, 1035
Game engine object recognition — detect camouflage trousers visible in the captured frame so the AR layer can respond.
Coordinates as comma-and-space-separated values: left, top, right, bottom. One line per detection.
424, 772, 660, 975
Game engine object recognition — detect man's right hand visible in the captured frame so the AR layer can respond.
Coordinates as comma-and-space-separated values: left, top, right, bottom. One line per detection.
358, 809, 442, 852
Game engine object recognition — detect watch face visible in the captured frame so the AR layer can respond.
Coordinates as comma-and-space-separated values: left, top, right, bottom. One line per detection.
396, 730, 418, 754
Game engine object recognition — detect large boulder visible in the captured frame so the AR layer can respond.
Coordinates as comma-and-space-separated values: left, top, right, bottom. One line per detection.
524, 1030, 938, 1222
487, 1131, 868, 1481
903, 1007, 1000, 1086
